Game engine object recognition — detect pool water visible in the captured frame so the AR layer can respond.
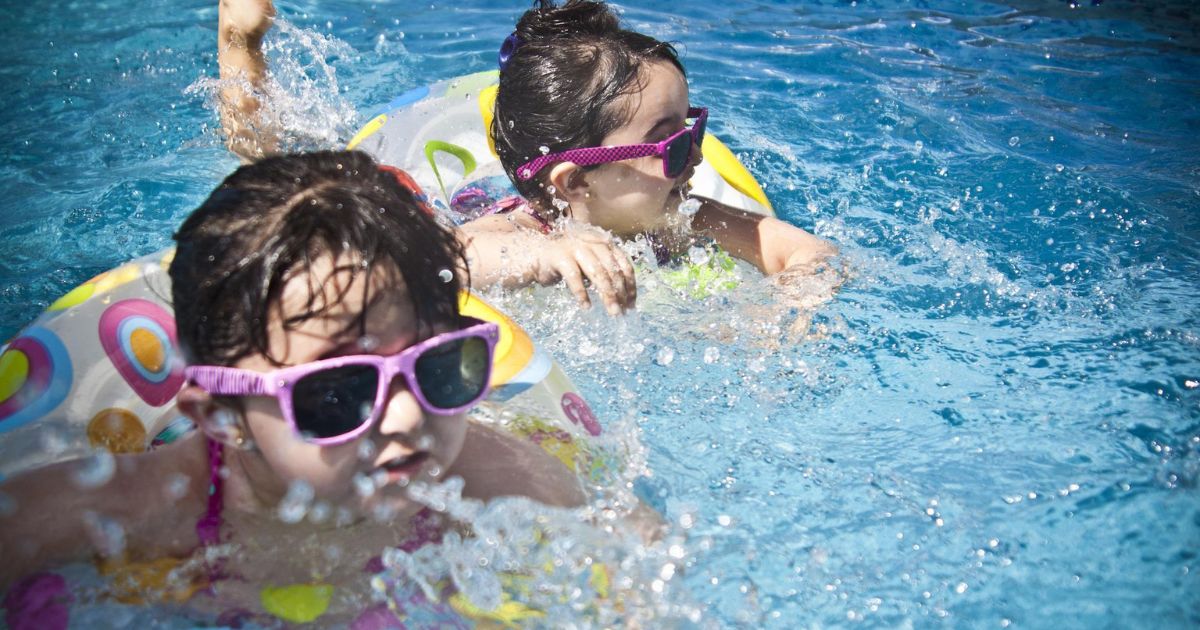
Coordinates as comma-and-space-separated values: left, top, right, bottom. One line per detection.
2, 0, 1198, 626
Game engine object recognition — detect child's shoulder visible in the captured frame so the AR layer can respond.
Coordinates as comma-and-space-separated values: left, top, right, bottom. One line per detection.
453, 421, 586, 508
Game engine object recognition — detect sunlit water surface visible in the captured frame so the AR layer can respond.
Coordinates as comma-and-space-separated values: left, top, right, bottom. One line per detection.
1, 0, 1198, 626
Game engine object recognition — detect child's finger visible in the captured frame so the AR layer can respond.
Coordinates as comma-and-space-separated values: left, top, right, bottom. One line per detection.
556, 259, 592, 309
610, 247, 637, 308
594, 246, 633, 311
576, 249, 622, 316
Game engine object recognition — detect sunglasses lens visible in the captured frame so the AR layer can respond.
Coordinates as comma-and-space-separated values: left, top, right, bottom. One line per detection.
414, 335, 490, 411
693, 113, 707, 147
665, 133, 693, 178
292, 364, 380, 439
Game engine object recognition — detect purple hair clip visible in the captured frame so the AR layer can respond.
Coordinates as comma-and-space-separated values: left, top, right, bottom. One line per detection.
498, 32, 523, 72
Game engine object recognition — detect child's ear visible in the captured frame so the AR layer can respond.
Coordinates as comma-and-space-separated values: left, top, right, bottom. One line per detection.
547, 162, 589, 205
177, 385, 249, 447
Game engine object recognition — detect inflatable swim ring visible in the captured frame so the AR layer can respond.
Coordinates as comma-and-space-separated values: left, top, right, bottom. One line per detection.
347, 70, 775, 219
0, 249, 603, 481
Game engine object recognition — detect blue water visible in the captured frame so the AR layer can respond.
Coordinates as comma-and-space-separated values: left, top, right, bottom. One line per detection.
2, 0, 1198, 626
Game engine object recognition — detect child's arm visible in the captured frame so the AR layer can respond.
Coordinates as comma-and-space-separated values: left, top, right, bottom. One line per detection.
217, 0, 278, 162
459, 214, 637, 315
691, 197, 836, 274
0, 439, 209, 590
453, 422, 587, 508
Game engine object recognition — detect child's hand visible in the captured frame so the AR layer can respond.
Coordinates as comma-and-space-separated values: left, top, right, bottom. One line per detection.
534, 228, 636, 315
220, 0, 275, 42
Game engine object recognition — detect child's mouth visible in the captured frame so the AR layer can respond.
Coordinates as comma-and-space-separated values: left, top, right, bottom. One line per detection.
377, 452, 429, 484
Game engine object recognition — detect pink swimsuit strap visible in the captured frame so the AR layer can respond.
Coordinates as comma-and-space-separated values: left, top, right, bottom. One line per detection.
484, 195, 554, 234
196, 438, 223, 546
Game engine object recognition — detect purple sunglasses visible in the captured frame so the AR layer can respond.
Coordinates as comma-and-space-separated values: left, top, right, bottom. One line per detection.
516, 107, 708, 182
184, 317, 499, 446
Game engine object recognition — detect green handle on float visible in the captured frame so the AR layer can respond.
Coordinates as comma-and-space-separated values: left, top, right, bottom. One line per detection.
425, 140, 477, 204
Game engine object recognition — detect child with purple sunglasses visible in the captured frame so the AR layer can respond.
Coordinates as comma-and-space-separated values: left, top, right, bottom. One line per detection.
0, 151, 587, 625
469, 0, 837, 286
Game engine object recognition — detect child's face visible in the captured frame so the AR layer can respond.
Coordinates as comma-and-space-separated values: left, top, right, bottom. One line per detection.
571, 61, 699, 238
233, 253, 467, 519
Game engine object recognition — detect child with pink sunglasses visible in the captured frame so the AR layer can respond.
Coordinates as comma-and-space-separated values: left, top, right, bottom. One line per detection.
217, 0, 638, 316
470, 0, 836, 286
0, 151, 587, 625
216, 0, 834, 316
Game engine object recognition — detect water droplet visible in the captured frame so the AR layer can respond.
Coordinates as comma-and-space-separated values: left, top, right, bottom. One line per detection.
914, 140, 924, 152
308, 501, 332, 524
678, 197, 701, 216
1008, 136, 1020, 147
83, 510, 126, 557
73, 452, 116, 488
277, 480, 315, 523
687, 245, 711, 266
356, 335, 380, 353
655, 347, 675, 366
1055, 164, 1065, 172
703, 347, 721, 364
163, 473, 190, 501
538, 145, 550, 155
438, 268, 454, 283
38, 429, 69, 456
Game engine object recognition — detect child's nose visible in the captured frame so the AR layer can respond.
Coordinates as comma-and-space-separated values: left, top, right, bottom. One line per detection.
374, 378, 426, 438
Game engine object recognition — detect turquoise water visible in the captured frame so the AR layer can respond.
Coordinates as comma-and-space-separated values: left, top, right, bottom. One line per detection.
2, 0, 1198, 626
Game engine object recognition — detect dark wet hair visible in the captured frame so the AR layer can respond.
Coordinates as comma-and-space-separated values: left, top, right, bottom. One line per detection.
171, 150, 466, 367
492, 0, 684, 211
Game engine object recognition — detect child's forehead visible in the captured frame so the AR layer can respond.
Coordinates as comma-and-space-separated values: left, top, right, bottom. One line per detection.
276, 253, 411, 330
609, 62, 690, 133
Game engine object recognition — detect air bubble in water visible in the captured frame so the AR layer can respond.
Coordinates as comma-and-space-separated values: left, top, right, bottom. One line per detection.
703, 347, 721, 364
688, 245, 711, 266
678, 197, 701, 216
1055, 164, 1065, 172
357, 440, 376, 462
277, 480, 315, 523
38, 429, 69, 457
914, 140, 924, 152
438, 268, 453, 283
350, 475, 374, 499
578, 338, 600, 357
83, 510, 127, 557
655, 347, 675, 366
73, 452, 116, 488
357, 335, 380, 352
451, 556, 503, 611
1008, 136, 1020, 147
163, 473, 190, 501
309, 501, 332, 524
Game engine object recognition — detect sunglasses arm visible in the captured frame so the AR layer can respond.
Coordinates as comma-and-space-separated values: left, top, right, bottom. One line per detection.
185, 366, 277, 397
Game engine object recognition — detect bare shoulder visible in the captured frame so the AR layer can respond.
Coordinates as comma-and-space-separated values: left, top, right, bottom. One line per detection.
0, 433, 210, 588
460, 210, 544, 234
451, 421, 586, 508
